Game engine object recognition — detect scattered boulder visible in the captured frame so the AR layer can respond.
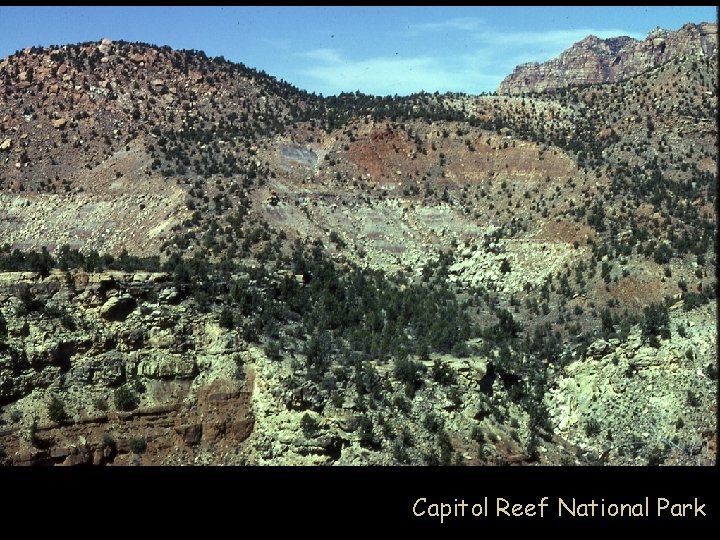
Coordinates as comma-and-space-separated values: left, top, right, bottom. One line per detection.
98, 38, 113, 56
159, 287, 180, 304
586, 339, 615, 359
99, 294, 136, 321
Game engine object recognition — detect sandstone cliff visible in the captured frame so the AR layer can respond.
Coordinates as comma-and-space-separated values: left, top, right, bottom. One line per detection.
497, 22, 718, 95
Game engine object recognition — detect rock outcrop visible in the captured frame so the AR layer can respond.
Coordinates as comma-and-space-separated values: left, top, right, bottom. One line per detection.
0, 270, 254, 465
498, 22, 717, 95
546, 304, 717, 465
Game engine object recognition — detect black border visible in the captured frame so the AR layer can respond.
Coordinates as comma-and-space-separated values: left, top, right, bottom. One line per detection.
2, 465, 718, 532
0, 4, 717, 535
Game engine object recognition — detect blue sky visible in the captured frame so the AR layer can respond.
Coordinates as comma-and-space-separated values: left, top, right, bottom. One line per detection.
0, 6, 715, 96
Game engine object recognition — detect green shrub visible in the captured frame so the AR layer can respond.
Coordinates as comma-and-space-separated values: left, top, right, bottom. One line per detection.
219, 306, 234, 329
451, 341, 470, 358
264, 341, 282, 361
47, 395, 67, 423
329, 231, 346, 248
392, 394, 412, 414
300, 413, 319, 438
93, 397, 109, 412
423, 413, 443, 434
114, 385, 139, 411
705, 363, 718, 381
653, 244, 673, 264
102, 433, 116, 449
128, 437, 147, 454
682, 291, 707, 311
391, 439, 411, 464
641, 302, 670, 342
430, 360, 456, 386
354, 415, 374, 446
471, 425, 485, 444
393, 357, 425, 388
600, 308, 615, 335
584, 418, 601, 437
647, 445, 669, 466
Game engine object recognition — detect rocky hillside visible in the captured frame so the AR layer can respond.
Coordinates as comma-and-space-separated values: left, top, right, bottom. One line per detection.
2, 267, 713, 466
0, 38, 313, 256
0, 34, 716, 466
498, 22, 717, 95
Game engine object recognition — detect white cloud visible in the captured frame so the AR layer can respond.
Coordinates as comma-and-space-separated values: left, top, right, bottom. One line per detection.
491, 28, 643, 47
261, 38, 292, 51
406, 17, 484, 35
295, 49, 503, 96
293, 25, 646, 96
300, 48, 343, 64
481, 28, 646, 63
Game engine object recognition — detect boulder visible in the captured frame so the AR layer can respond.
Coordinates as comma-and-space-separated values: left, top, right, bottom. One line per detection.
66, 352, 125, 386
99, 294, 136, 321
201, 421, 225, 443
118, 328, 145, 351
50, 446, 72, 459
136, 353, 196, 379
147, 327, 174, 348
159, 287, 180, 304
98, 38, 113, 55
92, 449, 105, 466
175, 424, 202, 445
228, 418, 254, 441
586, 339, 614, 359
62, 452, 93, 466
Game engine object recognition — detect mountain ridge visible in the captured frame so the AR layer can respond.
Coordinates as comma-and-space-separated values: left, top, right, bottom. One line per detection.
498, 22, 717, 95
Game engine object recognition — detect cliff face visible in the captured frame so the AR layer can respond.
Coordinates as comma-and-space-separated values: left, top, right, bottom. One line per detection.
498, 22, 718, 95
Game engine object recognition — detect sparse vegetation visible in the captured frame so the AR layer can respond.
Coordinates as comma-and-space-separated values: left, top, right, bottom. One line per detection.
0, 30, 714, 466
